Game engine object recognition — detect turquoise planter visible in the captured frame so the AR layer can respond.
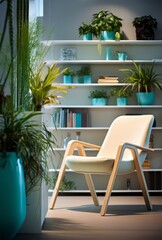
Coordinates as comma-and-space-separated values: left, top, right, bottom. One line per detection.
117, 98, 128, 106
83, 75, 92, 84
63, 75, 73, 84
136, 92, 155, 105
92, 98, 107, 106
0, 152, 26, 239
82, 33, 92, 40
100, 31, 116, 40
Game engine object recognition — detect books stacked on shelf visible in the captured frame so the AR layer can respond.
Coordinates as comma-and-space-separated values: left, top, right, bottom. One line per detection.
53, 108, 88, 128
98, 76, 119, 84
142, 159, 151, 169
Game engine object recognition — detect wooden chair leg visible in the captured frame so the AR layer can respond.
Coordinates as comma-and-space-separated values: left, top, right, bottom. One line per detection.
77, 145, 99, 206
100, 145, 122, 216
132, 152, 152, 210
49, 142, 78, 209
85, 174, 99, 206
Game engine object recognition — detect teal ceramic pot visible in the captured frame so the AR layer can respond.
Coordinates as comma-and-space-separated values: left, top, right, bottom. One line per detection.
83, 75, 92, 84
100, 31, 115, 40
92, 98, 107, 105
77, 76, 84, 84
82, 33, 92, 40
63, 75, 73, 84
117, 97, 128, 106
0, 152, 26, 239
136, 92, 155, 105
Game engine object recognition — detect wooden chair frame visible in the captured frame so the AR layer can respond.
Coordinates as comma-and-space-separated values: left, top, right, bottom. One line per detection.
49, 140, 153, 216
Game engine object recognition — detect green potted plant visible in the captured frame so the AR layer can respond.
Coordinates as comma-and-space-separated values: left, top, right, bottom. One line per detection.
91, 10, 122, 40
110, 87, 132, 105
77, 65, 92, 83
88, 89, 109, 105
78, 22, 96, 40
120, 62, 162, 105
63, 68, 76, 84
132, 15, 157, 40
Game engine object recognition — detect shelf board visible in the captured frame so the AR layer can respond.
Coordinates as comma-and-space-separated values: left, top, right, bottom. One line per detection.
49, 168, 162, 172
46, 59, 162, 65
42, 40, 162, 46
47, 127, 162, 131
44, 104, 162, 109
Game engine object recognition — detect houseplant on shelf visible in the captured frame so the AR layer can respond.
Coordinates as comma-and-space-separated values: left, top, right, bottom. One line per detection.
120, 62, 162, 105
110, 87, 133, 105
91, 10, 122, 40
77, 65, 92, 83
63, 68, 76, 84
78, 22, 96, 40
132, 15, 157, 40
88, 89, 109, 105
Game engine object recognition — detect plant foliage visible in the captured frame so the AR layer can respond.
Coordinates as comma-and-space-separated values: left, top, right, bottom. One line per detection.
120, 62, 162, 93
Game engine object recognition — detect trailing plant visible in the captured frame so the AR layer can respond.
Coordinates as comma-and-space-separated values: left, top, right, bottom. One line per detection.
89, 89, 108, 98
120, 62, 162, 93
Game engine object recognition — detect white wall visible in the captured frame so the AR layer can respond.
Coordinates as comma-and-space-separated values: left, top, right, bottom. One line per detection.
43, 0, 162, 40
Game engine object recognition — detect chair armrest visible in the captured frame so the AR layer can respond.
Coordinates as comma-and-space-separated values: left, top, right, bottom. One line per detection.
122, 142, 154, 152
67, 140, 101, 150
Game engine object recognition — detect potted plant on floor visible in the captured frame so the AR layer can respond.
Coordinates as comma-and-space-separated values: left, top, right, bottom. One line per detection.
132, 15, 157, 40
110, 87, 133, 105
89, 89, 109, 105
120, 62, 162, 105
91, 10, 122, 40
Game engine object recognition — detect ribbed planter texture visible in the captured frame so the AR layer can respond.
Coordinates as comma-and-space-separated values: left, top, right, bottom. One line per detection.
0, 152, 26, 239
136, 92, 155, 105
63, 75, 73, 84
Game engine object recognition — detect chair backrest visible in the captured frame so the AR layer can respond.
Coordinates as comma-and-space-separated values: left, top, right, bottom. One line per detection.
97, 115, 154, 172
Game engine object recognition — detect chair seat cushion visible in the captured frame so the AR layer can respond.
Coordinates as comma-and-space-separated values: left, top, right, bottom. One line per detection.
65, 155, 136, 175
65, 156, 114, 174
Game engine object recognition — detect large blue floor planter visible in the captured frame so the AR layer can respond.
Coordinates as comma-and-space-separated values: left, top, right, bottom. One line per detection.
136, 92, 155, 105
0, 152, 26, 239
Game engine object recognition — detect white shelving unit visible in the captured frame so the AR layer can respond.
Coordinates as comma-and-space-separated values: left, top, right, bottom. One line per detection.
44, 40, 162, 194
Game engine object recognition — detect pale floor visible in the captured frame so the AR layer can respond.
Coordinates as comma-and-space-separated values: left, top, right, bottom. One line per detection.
15, 195, 162, 240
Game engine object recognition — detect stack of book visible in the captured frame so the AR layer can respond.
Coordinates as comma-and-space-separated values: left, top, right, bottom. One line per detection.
53, 108, 88, 128
98, 76, 119, 84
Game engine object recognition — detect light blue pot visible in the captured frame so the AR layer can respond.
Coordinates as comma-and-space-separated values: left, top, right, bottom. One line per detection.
117, 97, 128, 106
82, 33, 92, 40
83, 75, 92, 84
100, 31, 116, 40
0, 152, 26, 239
136, 92, 155, 105
92, 98, 108, 106
63, 75, 73, 84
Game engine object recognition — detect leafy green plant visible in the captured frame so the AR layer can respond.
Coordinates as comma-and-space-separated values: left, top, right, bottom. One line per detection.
91, 10, 122, 38
63, 68, 76, 76
89, 89, 108, 98
29, 62, 71, 110
132, 15, 157, 40
77, 65, 91, 76
0, 109, 56, 194
110, 87, 133, 98
78, 22, 97, 37
120, 62, 162, 93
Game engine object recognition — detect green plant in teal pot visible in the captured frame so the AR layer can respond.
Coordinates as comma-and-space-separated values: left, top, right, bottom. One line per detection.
89, 89, 109, 105
120, 62, 162, 105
